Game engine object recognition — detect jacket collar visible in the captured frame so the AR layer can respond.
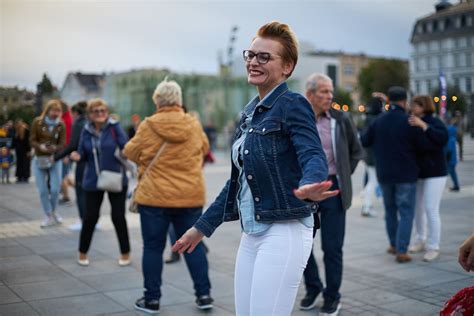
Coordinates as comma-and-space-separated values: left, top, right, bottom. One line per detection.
389, 104, 406, 113
328, 108, 344, 122
243, 81, 289, 116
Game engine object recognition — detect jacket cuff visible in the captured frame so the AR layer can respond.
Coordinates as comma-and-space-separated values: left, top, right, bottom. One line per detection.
193, 218, 216, 238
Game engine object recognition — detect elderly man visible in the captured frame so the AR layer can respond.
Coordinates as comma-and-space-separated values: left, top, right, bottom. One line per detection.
361, 86, 440, 263
300, 73, 364, 316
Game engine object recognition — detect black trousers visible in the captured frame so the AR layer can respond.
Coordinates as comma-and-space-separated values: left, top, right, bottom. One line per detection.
79, 187, 130, 254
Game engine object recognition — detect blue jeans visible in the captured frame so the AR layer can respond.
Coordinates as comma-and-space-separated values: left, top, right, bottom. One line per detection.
380, 182, 417, 253
32, 157, 62, 216
139, 205, 211, 301
447, 164, 460, 189
304, 176, 345, 302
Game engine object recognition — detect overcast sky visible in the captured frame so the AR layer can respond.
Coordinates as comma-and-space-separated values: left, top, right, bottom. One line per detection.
1, 0, 439, 90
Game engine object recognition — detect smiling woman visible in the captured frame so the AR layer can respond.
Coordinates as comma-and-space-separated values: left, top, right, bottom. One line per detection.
173, 21, 336, 316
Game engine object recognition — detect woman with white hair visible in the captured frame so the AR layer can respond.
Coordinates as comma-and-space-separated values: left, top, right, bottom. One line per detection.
124, 78, 212, 314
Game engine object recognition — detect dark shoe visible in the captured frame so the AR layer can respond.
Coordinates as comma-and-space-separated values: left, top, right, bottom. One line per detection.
450, 187, 460, 192
320, 299, 341, 316
195, 295, 213, 310
299, 291, 320, 310
134, 297, 160, 314
165, 252, 180, 264
396, 253, 412, 263
386, 246, 396, 255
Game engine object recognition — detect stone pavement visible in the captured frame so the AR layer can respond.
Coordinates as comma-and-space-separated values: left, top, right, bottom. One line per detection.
1, 137, 473, 316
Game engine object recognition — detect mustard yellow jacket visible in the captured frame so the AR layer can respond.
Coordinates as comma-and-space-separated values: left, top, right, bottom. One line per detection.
124, 106, 209, 208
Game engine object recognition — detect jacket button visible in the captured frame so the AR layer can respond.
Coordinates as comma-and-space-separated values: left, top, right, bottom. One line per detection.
258, 108, 263, 113
254, 197, 260, 202
312, 204, 317, 209
244, 149, 249, 155
249, 128, 253, 133
262, 128, 266, 132
247, 174, 253, 180
256, 215, 260, 220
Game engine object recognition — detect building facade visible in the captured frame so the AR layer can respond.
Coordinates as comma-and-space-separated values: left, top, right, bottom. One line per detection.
60, 72, 105, 106
410, 0, 474, 98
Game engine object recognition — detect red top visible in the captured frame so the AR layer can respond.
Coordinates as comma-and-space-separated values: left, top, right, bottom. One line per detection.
62, 111, 73, 145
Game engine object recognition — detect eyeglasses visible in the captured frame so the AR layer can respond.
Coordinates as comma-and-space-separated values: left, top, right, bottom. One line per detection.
91, 108, 107, 115
243, 50, 279, 64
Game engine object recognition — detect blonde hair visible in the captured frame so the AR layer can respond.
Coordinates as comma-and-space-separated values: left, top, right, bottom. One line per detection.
40, 99, 62, 120
152, 78, 182, 107
87, 98, 109, 113
255, 21, 299, 77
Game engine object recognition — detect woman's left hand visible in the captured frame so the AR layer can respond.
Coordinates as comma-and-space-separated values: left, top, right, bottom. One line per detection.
408, 115, 428, 131
293, 181, 339, 201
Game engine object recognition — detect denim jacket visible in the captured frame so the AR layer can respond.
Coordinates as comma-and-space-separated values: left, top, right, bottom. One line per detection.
194, 82, 328, 237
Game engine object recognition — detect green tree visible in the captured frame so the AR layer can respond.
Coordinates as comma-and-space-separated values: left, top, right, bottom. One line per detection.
7, 106, 35, 126
431, 85, 467, 116
358, 59, 409, 102
38, 73, 54, 95
333, 87, 353, 108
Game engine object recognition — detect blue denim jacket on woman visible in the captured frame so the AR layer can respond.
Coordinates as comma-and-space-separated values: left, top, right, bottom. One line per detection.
194, 82, 328, 237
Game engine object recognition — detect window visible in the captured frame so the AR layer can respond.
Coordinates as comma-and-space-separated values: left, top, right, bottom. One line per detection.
454, 77, 460, 89
438, 55, 444, 69
466, 77, 472, 93
344, 84, 353, 92
453, 54, 459, 68
427, 56, 432, 70
343, 65, 354, 76
427, 80, 432, 93
415, 80, 420, 94
467, 16, 473, 27
460, 37, 467, 48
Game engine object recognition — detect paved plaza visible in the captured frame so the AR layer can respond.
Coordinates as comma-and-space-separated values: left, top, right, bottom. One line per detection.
1, 137, 473, 316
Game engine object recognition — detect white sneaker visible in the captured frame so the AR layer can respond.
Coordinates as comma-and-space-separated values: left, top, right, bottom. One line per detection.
68, 222, 82, 231
77, 257, 90, 266
408, 241, 425, 253
423, 250, 440, 262
40, 216, 56, 228
52, 212, 63, 224
118, 258, 131, 266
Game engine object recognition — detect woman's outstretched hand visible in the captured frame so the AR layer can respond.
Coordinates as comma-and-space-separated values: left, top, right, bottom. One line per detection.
172, 227, 205, 254
293, 180, 339, 201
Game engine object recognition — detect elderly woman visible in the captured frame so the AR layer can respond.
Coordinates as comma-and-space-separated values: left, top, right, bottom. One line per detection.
173, 21, 337, 316
30, 99, 66, 227
408, 95, 448, 261
124, 79, 212, 314
70, 99, 130, 267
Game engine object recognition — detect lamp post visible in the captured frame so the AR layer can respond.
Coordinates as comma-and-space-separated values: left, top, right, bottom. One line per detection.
223, 25, 238, 122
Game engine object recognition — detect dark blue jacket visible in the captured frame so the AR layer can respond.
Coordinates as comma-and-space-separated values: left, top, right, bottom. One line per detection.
194, 82, 328, 237
417, 114, 448, 179
77, 119, 128, 191
360, 104, 440, 184
445, 125, 458, 167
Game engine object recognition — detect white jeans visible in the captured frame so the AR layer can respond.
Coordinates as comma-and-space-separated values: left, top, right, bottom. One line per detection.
413, 176, 447, 251
234, 220, 313, 316
363, 166, 378, 210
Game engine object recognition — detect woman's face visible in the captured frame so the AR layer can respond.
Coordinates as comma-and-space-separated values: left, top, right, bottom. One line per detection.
90, 106, 108, 124
410, 102, 424, 117
245, 37, 292, 96
47, 107, 62, 120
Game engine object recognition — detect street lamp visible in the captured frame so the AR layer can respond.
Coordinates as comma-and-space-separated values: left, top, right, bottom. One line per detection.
452, 95, 458, 102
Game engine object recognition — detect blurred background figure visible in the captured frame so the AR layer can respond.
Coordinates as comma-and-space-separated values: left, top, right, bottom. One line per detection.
452, 111, 464, 162
360, 96, 384, 217
0, 146, 13, 183
59, 100, 73, 204
407, 95, 448, 262
128, 114, 141, 139
124, 79, 212, 314
12, 119, 31, 183
30, 99, 65, 228
54, 101, 88, 231
445, 118, 461, 192
70, 98, 130, 267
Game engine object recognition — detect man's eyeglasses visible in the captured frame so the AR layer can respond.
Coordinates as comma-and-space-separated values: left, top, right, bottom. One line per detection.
243, 50, 277, 64
91, 108, 107, 114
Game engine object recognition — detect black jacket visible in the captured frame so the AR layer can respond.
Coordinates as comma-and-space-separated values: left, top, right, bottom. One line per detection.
417, 113, 448, 179
54, 115, 87, 161
361, 104, 440, 184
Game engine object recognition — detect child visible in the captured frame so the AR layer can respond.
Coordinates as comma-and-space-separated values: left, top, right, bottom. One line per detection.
0, 146, 13, 184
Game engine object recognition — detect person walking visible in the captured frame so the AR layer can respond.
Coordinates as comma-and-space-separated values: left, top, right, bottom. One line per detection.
173, 21, 337, 316
445, 119, 461, 192
29, 99, 66, 227
70, 98, 130, 267
12, 119, 31, 183
360, 97, 384, 217
298, 73, 363, 316
124, 79, 213, 314
54, 101, 88, 230
361, 87, 441, 263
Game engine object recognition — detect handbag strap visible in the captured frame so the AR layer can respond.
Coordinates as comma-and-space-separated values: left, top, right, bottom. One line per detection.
92, 145, 100, 176
140, 142, 167, 183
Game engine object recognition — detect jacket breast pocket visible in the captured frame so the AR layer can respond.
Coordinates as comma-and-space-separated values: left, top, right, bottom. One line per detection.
253, 120, 283, 156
